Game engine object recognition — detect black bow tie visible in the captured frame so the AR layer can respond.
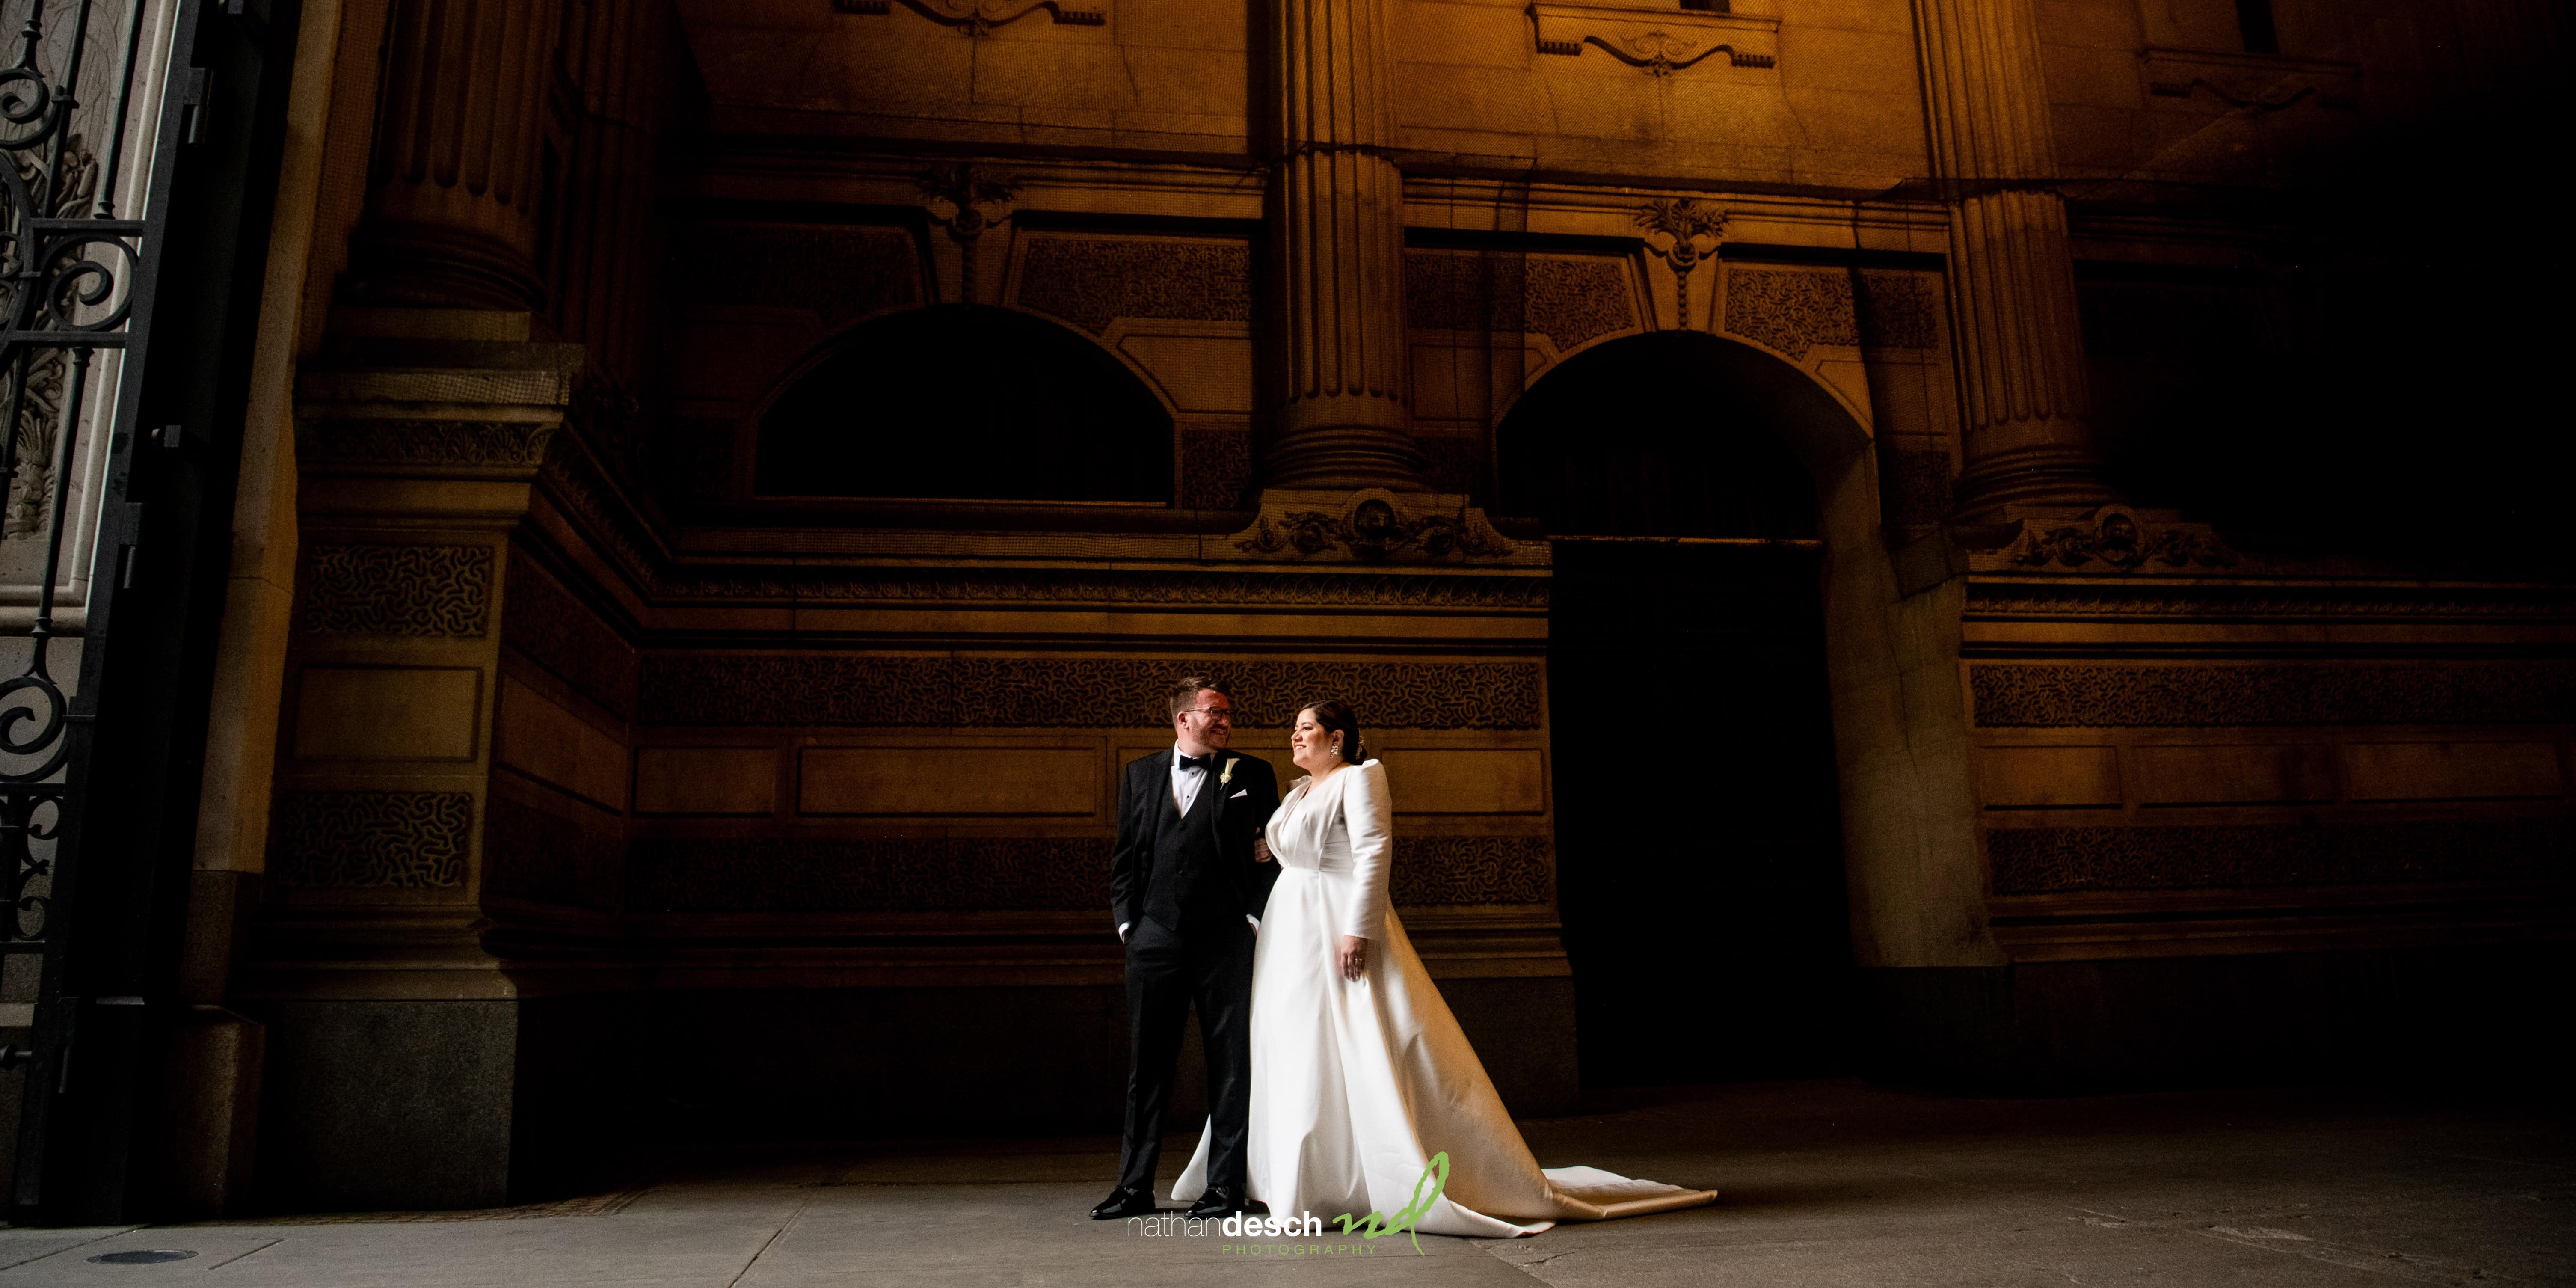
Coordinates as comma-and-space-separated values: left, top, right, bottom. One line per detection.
1177, 754, 1218, 773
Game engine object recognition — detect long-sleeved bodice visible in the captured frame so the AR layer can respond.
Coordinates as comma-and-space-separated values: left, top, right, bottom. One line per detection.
1264, 760, 1392, 941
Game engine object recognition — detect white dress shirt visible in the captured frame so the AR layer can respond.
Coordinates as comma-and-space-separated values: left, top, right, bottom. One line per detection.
1171, 742, 1212, 815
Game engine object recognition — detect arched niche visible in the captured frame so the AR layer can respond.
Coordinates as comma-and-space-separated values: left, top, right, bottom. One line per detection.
1500, 329, 1877, 1088
752, 304, 1174, 503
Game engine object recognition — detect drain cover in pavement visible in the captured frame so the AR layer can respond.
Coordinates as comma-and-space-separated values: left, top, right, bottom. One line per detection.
89, 1251, 199, 1264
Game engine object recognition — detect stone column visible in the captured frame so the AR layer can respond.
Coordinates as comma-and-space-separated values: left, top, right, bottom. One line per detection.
344, 0, 564, 310
1261, 0, 1425, 491
1912, 0, 2117, 522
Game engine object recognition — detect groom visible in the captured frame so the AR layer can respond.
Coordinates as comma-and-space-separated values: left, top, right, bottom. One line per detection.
1091, 677, 1281, 1220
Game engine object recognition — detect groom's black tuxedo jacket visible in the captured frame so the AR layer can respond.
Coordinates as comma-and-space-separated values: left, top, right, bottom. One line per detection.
1109, 749, 1281, 934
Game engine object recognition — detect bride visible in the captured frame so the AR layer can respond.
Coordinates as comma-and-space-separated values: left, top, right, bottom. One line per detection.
1173, 699, 1716, 1237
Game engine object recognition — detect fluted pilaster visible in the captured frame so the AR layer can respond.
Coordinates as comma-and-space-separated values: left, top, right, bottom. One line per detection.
347, 0, 565, 310
1912, 0, 2117, 521
1263, 0, 1424, 491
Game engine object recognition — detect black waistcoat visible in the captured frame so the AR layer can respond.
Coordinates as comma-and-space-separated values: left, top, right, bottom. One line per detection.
1144, 777, 1232, 929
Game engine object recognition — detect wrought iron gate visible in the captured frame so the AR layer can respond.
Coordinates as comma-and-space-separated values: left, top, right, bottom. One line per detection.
0, 0, 299, 1224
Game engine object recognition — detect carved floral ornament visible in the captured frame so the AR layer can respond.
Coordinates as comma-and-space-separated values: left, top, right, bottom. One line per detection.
1985, 505, 2239, 575
831, 0, 1103, 32
1529, 3, 1780, 76
1633, 198, 1724, 326
1230, 489, 1536, 565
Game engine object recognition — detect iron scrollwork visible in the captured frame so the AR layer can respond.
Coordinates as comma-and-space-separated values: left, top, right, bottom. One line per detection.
2, 0, 156, 959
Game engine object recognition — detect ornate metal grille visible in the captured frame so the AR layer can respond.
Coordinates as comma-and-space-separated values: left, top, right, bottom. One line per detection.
0, 0, 178, 1161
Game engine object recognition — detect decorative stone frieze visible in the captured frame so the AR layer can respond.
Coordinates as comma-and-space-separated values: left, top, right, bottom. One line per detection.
1228, 488, 1533, 565
1972, 505, 2238, 575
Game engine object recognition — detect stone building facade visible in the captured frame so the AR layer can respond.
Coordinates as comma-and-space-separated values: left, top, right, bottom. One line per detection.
8, 0, 2562, 1215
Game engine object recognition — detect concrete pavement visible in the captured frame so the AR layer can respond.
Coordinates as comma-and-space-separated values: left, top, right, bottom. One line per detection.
1, 1080, 2565, 1286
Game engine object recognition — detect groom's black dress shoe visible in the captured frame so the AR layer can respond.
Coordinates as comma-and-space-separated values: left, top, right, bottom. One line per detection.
1185, 1190, 1248, 1220
1091, 1186, 1158, 1220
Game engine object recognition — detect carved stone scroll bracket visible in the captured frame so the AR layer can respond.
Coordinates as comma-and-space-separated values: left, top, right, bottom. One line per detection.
2139, 48, 2359, 111
839, 0, 1106, 35
1530, 3, 1780, 76
1965, 504, 2240, 576
1228, 489, 1545, 566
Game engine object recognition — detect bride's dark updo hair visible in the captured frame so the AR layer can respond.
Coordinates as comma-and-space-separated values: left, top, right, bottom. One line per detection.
1297, 698, 1365, 765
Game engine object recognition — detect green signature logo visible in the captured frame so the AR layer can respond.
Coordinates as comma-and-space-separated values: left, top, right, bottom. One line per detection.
1331, 1152, 1450, 1255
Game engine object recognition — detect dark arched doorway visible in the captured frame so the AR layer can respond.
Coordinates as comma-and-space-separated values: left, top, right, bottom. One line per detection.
754, 304, 1172, 502
1499, 331, 1855, 1088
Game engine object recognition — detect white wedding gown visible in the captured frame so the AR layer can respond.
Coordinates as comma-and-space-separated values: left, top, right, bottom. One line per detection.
1172, 759, 1716, 1237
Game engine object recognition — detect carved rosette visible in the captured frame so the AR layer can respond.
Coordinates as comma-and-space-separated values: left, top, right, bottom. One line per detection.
1227, 488, 1541, 566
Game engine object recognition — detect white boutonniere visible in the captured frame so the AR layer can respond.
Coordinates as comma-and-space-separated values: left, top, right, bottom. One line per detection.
1219, 757, 1239, 786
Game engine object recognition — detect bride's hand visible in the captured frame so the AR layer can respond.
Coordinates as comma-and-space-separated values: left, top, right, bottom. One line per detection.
1253, 838, 1272, 863
1335, 935, 1368, 981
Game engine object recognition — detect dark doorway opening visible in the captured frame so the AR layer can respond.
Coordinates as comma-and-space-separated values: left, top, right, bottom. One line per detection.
1499, 332, 1856, 1088
754, 304, 1172, 502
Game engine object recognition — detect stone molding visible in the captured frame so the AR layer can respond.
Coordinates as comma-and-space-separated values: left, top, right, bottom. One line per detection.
1968, 661, 2576, 728
270, 791, 477, 890
783, 566, 1550, 609
1987, 817, 2568, 894
295, 420, 556, 472
1964, 581, 2576, 621
298, 544, 495, 637
1229, 488, 1537, 566
2139, 47, 2359, 110
831, 0, 1105, 31
1529, 3, 1781, 74
636, 655, 1547, 728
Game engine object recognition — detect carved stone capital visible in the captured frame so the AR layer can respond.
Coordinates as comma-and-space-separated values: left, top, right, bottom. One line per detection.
1228, 489, 1543, 566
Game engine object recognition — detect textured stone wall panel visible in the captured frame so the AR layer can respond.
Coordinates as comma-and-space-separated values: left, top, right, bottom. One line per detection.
298, 544, 495, 636
1404, 252, 1634, 351
1388, 836, 1553, 905
1970, 662, 2576, 727
1988, 817, 2571, 893
503, 555, 640, 718
270, 791, 475, 889
636, 656, 1546, 729
625, 834, 1551, 911
693, 226, 918, 326
1016, 239, 1253, 334
485, 795, 624, 909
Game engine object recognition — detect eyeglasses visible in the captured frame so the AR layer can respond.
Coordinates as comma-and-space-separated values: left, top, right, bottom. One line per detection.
1183, 707, 1236, 722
